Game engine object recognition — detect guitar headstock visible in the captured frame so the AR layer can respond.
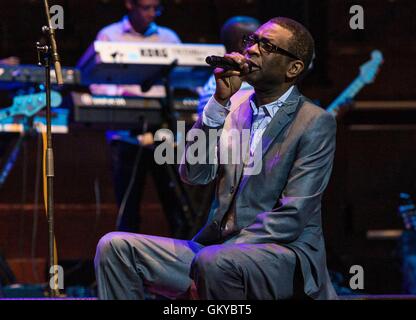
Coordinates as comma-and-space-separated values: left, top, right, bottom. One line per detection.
12, 91, 63, 117
399, 193, 416, 231
326, 50, 384, 116
359, 50, 384, 84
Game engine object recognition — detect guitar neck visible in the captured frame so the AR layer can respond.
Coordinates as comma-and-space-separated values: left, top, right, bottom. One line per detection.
326, 77, 366, 115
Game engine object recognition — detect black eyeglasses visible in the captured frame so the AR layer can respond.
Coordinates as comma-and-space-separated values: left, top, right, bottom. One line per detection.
136, 4, 164, 16
242, 34, 300, 60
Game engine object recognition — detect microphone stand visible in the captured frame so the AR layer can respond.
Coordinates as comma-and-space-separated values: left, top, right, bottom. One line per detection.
36, 0, 64, 298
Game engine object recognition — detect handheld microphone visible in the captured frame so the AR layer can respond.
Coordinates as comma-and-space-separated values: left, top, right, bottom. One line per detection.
205, 55, 253, 72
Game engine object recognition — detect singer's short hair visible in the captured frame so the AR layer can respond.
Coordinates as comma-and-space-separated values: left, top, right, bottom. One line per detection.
269, 17, 314, 72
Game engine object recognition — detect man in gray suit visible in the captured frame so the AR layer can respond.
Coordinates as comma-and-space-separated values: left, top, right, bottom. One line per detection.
95, 17, 338, 300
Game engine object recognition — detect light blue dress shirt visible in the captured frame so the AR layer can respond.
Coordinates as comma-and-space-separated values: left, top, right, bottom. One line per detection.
202, 86, 294, 154
97, 15, 181, 43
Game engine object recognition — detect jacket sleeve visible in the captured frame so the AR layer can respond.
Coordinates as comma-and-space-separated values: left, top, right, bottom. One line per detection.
231, 111, 337, 244
179, 116, 223, 185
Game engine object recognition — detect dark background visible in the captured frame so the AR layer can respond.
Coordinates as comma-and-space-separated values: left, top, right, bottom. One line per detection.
0, 0, 415, 294
0, 0, 415, 103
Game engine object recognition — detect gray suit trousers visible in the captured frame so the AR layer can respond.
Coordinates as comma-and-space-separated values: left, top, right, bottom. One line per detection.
94, 232, 299, 300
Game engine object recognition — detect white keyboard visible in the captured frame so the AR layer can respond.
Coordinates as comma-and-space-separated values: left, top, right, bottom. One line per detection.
78, 42, 225, 88
93, 41, 225, 66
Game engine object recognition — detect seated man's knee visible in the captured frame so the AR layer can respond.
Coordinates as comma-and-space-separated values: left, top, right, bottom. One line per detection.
95, 232, 131, 267
191, 245, 236, 280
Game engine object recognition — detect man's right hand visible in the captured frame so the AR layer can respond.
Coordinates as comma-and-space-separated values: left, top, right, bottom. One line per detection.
213, 52, 251, 106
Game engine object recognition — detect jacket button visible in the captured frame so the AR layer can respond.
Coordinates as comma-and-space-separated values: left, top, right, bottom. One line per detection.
230, 186, 235, 194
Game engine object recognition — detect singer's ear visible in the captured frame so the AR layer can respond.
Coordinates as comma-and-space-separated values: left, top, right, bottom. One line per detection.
286, 60, 304, 81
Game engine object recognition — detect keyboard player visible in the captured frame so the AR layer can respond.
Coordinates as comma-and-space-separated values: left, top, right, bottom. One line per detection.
90, 0, 188, 237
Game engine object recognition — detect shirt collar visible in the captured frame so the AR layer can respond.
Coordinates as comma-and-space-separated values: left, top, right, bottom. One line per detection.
250, 85, 294, 117
121, 15, 158, 36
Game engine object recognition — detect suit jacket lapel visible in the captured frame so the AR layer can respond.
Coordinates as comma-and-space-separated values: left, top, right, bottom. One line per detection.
227, 96, 253, 186
259, 86, 302, 158
228, 86, 303, 185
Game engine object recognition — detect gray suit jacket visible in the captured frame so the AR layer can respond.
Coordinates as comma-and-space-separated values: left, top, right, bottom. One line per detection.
179, 86, 338, 300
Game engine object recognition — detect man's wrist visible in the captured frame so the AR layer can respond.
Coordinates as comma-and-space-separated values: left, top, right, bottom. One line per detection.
202, 95, 231, 127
